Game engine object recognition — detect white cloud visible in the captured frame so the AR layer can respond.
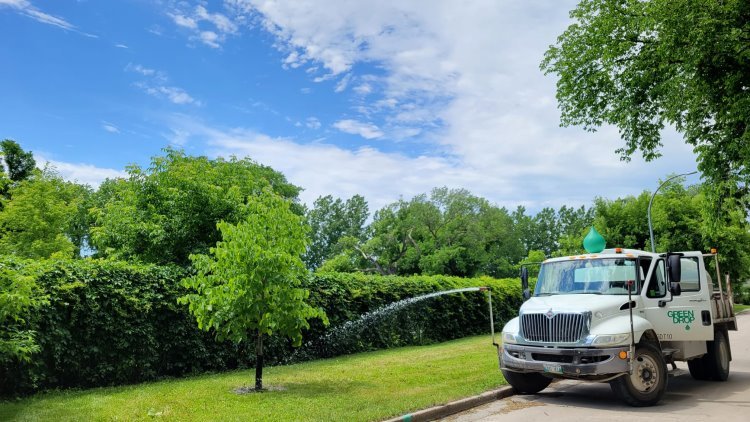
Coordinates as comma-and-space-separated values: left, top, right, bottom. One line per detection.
102, 122, 120, 133
195, 5, 237, 34
170, 13, 198, 29
125, 63, 157, 77
221, 0, 699, 210
126, 63, 199, 105
334, 74, 352, 93
305, 117, 321, 130
199, 31, 220, 48
168, 4, 238, 48
35, 156, 126, 188
145, 86, 200, 105
151, 2, 700, 212
333, 119, 384, 139
164, 128, 192, 146
114, 43, 129, 49
353, 83, 372, 95
0, 0, 96, 37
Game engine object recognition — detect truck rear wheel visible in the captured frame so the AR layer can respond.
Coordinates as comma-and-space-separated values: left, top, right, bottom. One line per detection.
688, 329, 730, 381
609, 343, 667, 407
687, 358, 709, 380
501, 369, 552, 394
705, 330, 730, 381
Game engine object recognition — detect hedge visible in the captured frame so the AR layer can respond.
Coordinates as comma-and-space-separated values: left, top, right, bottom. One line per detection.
0, 257, 523, 395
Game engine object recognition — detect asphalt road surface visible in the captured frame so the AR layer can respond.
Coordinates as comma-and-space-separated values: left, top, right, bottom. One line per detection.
446, 312, 750, 422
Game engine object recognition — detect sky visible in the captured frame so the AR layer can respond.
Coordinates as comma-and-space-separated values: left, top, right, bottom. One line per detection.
0, 0, 702, 213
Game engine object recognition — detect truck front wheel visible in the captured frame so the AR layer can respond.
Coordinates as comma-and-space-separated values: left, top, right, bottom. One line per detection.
501, 369, 552, 394
609, 343, 667, 407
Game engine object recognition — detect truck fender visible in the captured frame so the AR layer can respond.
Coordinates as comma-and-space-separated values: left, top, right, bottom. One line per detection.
501, 317, 520, 334
590, 315, 656, 345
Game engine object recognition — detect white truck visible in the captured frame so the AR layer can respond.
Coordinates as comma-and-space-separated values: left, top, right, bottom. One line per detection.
494, 247, 738, 406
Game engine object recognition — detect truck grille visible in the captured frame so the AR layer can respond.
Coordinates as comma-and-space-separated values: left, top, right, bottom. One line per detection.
520, 312, 591, 343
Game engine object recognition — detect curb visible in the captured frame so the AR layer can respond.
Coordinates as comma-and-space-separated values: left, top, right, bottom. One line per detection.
383, 386, 514, 422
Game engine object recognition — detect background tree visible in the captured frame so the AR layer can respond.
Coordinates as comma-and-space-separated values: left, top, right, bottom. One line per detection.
555, 205, 595, 256
90, 149, 301, 265
593, 178, 750, 290
180, 189, 327, 391
513, 206, 560, 257
303, 194, 369, 270
344, 188, 523, 277
517, 249, 547, 279
0, 167, 91, 259
1, 140, 36, 183
0, 165, 9, 201
513, 205, 593, 257
542, 0, 750, 203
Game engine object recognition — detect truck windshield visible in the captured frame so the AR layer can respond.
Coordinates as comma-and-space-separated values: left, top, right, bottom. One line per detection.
534, 258, 637, 296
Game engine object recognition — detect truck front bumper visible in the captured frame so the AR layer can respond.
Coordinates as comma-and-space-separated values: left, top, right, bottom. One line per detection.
501, 343, 630, 376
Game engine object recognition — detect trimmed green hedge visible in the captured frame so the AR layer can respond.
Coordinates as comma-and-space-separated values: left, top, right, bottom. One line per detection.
0, 258, 523, 395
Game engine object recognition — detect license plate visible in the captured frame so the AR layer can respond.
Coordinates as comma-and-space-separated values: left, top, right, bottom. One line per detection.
543, 363, 563, 374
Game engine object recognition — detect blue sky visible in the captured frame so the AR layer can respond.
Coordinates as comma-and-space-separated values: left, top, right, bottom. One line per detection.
0, 0, 701, 212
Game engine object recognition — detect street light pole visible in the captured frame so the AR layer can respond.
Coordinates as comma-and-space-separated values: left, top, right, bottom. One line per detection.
647, 171, 698, 252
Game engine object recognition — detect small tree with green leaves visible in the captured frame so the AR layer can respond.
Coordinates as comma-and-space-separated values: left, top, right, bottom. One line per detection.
180, 190, 327, 391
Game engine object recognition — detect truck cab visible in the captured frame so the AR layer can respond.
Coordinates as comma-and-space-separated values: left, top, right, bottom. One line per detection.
498, 248, 737, 406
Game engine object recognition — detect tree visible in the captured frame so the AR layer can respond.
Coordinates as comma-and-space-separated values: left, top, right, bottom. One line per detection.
0, 261, 46, 363
513, 206, 560, 257
91, 149, 301, 265
513, 205, 593, 257
592, 178, 750, 290
348, 188, 523, 277
518, 250, 547, 278
179, 190, 327, 391
0, 166, 9, 201
541, 0, 750, 199
304, 194, 369, 270
1, 140, 36, 183
0, 167, 91, 259
555, 205, 595, 256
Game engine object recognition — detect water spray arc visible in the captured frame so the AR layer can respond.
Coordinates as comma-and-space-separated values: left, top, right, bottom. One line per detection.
292, 287, 495, 362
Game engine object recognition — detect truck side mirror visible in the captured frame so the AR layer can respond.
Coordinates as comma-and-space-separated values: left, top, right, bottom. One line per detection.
520, 266, 530, 300
670, 282, 682, 296
667, 254, 682, 284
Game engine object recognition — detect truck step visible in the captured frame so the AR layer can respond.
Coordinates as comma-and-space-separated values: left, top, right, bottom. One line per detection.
661, 348, 679, 356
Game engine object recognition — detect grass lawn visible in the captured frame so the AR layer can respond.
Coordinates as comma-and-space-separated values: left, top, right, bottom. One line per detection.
734, 303, 749, 314
0, 335, 506, 422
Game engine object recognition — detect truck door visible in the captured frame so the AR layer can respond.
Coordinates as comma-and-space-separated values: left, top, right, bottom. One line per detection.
641, 255, 713, 342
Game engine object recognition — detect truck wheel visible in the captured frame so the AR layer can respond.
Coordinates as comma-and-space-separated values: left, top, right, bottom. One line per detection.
687, 358, 709, 380
609, 343, 667, 407
501, 369, 552, 394
705, 330, 730, 381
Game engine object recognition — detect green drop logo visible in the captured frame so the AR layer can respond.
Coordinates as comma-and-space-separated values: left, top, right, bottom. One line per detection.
583, 226, 606, 253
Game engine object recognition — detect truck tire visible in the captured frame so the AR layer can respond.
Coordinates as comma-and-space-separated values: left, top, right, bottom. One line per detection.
705, 330, 730, 381
687, 358, 709, 380
501, 369, 552, 394
609, 343, 667, 407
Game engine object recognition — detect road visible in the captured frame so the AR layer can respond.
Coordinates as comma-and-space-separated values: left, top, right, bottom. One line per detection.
445, 312, 750, 422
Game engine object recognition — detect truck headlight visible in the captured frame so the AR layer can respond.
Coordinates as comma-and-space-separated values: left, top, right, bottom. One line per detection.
590, 333, 630, 346
502, 331, 519, 344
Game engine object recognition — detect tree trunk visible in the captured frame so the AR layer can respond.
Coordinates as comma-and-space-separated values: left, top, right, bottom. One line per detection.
255, 330, 264, 391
